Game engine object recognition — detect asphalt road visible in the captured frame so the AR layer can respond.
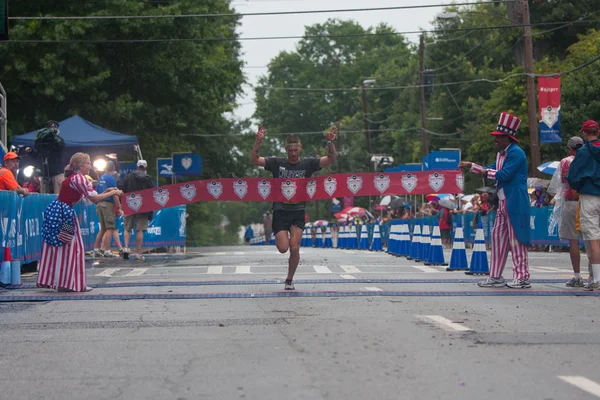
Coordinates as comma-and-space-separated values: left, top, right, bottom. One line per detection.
1, 245, 599, 400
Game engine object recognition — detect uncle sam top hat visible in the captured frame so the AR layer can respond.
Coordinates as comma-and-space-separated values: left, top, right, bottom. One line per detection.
490, 112, 521, 143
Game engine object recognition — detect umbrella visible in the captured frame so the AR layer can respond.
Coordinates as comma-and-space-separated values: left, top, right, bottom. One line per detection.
425, 194, 439, 202
389, 197, 405, 209
439, 198, 456, 209
475, 186, 496, 193
462, 194, 475, 202
336, 207, 374, 219
313, 220, 329, 227
379, 195, 398, 206
375, 204, 388, 211
537, 161, 560, 176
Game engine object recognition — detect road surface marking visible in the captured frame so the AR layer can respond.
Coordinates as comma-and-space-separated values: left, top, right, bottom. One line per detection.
233, 252, 245, 255
417, 315, 472, 332
124, 268, 148, 277
235, 266, 252, 274
206, 266, 223, 274
340, 275, 356, 279
412, 265, 439, 273
313, 265, 332, 274
558, 376, 600, 398
364, 287, 383, 291
340, 265, 361, 273
95, 268, 121, 277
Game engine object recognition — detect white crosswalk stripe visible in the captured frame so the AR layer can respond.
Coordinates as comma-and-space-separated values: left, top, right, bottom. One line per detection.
235, 266, 252, 274
340, 265, 361, 273
124, 268, 148, 277
313, 265, 332, 274
95, 268, 121, 277
206, 266, 223, 274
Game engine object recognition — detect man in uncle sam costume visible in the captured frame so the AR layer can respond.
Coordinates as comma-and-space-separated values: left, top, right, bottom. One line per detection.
459, 112, 531, 289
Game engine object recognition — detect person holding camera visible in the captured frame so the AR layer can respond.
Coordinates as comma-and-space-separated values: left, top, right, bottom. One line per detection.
34, 120, 65, 194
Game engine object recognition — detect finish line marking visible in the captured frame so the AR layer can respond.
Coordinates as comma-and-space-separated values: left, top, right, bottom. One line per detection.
559, 376, 600, 398
1, 290, 600, 302
418, 315, 472, 332
3, 278, 577, 290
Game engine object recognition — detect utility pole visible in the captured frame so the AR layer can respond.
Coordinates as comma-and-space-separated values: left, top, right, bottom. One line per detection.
361, 85, 372, 157
336, 120, 342, 174
522, 0, 541, 177
0, 82, 6, 151
418, 33, 429, 158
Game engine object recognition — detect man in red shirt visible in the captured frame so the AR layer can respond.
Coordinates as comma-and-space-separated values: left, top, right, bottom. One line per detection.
0, 152, 29, 196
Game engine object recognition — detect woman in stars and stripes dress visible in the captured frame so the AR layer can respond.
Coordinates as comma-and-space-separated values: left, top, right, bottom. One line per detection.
37, 153, 123, 292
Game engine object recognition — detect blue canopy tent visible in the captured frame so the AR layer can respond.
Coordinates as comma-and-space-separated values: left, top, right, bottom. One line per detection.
11, 115, 138, 153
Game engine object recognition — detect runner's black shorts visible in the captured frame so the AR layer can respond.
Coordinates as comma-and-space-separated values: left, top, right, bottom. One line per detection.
272, 210, 306, 234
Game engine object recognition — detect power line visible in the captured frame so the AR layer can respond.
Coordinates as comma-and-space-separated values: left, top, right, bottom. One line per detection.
9, 2, 515, 20
4, 19, 599, 44
251, 53, 600, 92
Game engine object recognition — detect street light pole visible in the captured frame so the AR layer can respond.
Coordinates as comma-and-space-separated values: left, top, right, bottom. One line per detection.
418, 33, 429, 158
361, 84, 372, 156
521, 0, 541, 177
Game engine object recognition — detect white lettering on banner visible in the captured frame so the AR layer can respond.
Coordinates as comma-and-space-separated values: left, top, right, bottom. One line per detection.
233, 180, 248, 199
530, 216, 536, 230
374, 174, 390, 193
80, 228, 89, 236
257, 180, 271, 200
153, 188, 170, 206
401, 173, 418, 193
429, 172, 445, 192
346, 175, 363, 194
17, 234, 22, 246
90, 221, 95, 236
147, 227, 162, 235
306, 179, 317, 198
324, 176, 337, 196
208, 181, 223, 199
179, 211, 186, 236
180, 183, 197, 201
540, 88, 559, 93
434, 158, 457, 163
126, 193, 143, 211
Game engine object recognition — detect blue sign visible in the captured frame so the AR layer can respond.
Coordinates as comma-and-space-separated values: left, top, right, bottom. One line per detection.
384, 164, 423, 172
424, 150, 460, 170
119, 162, 137, 181
157, 158, 182, 178
0, 191, 186, 263
172, 153, 202, 175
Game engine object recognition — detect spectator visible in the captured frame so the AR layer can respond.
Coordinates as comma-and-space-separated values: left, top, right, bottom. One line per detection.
533, 186, 546, 208
0, 152, 29, 197
263, 211, 273, 244
121, 160, 155, 260
558, 136, 586, 287
92, 161, 124, 258
567, 120, 600, 291
244, 225, 254, 245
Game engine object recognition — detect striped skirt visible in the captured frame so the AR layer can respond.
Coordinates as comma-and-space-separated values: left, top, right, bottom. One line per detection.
37, 215, 87, 292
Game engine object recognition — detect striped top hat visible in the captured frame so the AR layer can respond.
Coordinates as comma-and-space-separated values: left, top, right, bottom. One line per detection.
491, 112, 521, 142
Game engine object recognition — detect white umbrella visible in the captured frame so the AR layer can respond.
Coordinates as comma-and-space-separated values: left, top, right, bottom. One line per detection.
462, 194, 475, 202
379, 195, 398, 206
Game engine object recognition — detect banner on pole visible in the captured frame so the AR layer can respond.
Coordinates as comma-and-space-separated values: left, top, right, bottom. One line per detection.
538, 76, 562, 144
121, 170, 464, 216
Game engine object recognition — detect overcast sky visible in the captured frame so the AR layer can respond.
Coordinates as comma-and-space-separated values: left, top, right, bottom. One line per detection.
231, 0, 454, 122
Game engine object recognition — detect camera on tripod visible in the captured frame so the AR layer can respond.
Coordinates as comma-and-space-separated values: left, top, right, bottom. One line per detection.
34, 120, 65, 193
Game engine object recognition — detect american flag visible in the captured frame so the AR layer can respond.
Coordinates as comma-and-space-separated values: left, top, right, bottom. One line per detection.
58, 222, 75, 244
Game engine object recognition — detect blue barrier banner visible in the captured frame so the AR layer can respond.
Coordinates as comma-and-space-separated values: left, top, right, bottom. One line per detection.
0, 191, 186, 263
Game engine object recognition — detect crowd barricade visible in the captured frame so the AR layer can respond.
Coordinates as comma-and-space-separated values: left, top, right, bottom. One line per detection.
384, 207, 568, 247
0, 191, 187, 263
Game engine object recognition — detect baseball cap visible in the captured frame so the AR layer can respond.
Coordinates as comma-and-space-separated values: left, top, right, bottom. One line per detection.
3, 152, 20, 162
567, 136, 584, 148
579, 120, 599, 133
137, 160, 148, 168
